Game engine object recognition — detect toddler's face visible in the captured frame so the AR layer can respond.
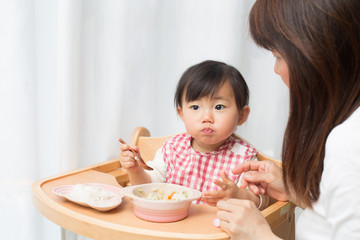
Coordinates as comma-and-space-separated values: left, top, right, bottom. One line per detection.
178, 81, 247, 153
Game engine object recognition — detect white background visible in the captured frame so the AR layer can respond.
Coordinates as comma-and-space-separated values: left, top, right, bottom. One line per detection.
0, 0, 289, 239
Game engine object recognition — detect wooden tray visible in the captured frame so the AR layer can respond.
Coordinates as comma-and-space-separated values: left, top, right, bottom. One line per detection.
32, 159, 295, 240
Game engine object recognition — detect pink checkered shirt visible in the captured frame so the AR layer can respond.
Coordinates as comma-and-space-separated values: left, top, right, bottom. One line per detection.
162, 133, 257, 204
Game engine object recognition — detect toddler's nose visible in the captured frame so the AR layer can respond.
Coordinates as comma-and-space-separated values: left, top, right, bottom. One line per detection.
201, 110, 214, 123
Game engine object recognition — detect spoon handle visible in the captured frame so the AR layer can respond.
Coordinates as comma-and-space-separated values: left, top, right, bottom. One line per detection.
118, 138, 153, 171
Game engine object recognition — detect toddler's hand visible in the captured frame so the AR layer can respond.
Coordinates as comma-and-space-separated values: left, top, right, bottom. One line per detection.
119, 143, 140, 172
201, 170, 238, 207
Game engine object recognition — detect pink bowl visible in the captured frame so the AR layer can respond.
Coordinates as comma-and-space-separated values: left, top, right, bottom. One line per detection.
122, 183, 201, 222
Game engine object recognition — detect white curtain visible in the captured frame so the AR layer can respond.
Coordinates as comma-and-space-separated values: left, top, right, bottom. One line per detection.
0, 0, 288, 239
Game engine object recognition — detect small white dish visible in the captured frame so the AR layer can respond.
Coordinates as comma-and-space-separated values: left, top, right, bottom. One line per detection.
52, 183, 124, 211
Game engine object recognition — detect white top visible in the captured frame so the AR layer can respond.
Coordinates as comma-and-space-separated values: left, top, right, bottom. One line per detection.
296, 107, 360, 239
145, 149, 167, 183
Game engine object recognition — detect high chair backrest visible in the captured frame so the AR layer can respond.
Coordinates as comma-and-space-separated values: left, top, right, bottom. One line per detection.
129, 126, 282, 167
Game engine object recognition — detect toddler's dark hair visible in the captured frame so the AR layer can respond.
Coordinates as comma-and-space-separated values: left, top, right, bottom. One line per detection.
174, 60, 249, 111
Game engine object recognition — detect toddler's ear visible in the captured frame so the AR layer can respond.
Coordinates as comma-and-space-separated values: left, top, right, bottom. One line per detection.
237, 106, 250, 126
177, 107, 184, 120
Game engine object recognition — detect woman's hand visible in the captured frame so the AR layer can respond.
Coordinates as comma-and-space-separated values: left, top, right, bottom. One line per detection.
119, 143, 141, 172
201, 170, 238, 206
217, 199, 279, 240
234, 160, 289, 201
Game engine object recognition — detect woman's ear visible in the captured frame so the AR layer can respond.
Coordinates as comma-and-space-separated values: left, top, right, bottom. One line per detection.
177, 107, 184, 120
237, 106, 250, 126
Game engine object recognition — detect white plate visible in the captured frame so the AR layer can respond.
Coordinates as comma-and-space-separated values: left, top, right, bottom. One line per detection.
52, 183, 124, 211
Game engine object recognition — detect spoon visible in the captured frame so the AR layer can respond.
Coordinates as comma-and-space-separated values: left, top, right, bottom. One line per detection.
118, 138, 153, 170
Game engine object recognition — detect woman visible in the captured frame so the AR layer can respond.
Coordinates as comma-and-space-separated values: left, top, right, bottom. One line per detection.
216, 0, 360, 239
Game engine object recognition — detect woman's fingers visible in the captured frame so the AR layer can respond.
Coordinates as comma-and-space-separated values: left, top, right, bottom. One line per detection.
201, 197, 218, 207
243, 170, 268, 182
232, 161, 262, 175
217, 198, 242, 212
235, 161, 274, 186
217, 199, 273, 239
248, 183, 260, 195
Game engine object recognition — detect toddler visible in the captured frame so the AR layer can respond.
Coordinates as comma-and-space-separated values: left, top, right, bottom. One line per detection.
120, 60, 268, 209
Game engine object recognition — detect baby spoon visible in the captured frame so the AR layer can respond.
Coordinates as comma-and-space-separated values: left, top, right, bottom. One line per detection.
118, 138, 153, 171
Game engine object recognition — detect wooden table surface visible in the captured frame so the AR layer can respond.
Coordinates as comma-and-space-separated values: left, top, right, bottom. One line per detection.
32, 166, 229, 240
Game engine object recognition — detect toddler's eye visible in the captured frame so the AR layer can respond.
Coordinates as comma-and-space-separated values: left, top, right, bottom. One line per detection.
215, 105, 225, 110
191, 105, 199, 110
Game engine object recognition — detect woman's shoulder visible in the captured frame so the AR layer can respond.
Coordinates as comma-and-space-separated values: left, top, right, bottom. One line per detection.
327, 107, 360, 145
326, 107, 360, 160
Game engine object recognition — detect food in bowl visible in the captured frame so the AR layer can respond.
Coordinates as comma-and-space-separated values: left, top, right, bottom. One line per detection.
135, 187, 190, 201
122, 183, 201, 222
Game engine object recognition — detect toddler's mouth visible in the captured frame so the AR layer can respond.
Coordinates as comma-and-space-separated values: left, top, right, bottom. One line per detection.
201, 128, 214, 134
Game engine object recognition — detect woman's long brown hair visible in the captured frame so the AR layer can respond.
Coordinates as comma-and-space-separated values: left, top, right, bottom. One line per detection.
249, 0, 360, 207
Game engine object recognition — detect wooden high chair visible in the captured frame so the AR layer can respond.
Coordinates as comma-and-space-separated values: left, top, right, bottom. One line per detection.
32, 126, 295, 240
129, 127, 295, 240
